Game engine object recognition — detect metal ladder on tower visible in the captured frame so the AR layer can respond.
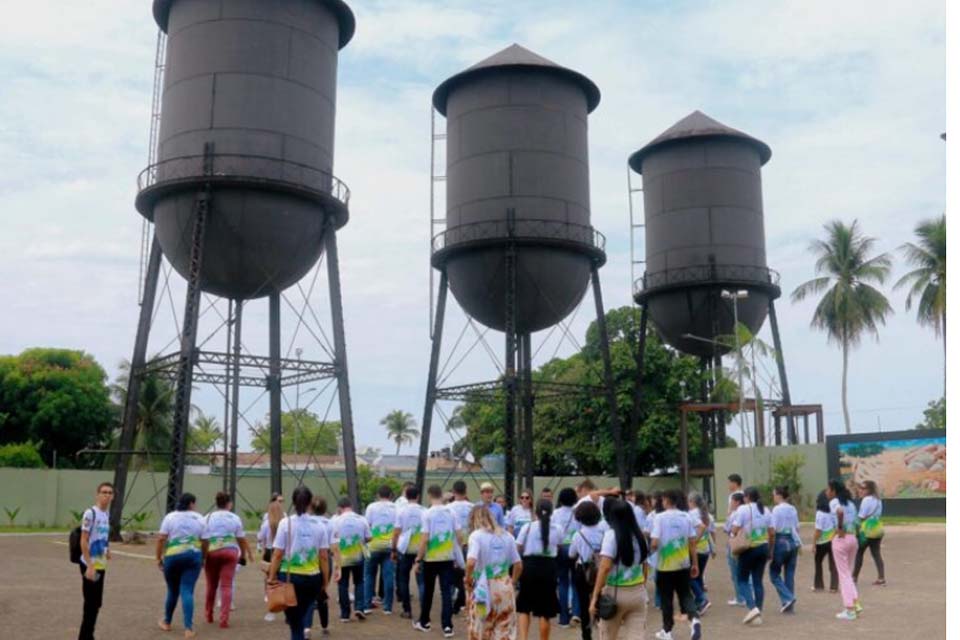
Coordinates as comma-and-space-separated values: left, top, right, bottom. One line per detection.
138, 29, 167, 306
627, 166, 645, 300
429, 106, 447, 338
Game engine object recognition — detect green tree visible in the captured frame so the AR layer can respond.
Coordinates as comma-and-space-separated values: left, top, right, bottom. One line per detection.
339, 465, 404, 510
0, 441, 46, 468
188, 409, 223, 452
381, 410, 419, 455
915, 397, 945, 430
0, 348, 115, 467
251, 409, 340, 456
791, 220, 893, 434
111, 359, 174, 470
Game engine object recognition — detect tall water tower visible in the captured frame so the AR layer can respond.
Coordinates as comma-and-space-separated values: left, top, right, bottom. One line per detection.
110, 0, 360, 532
416, 45, 626, 499
628, 110, 796, 448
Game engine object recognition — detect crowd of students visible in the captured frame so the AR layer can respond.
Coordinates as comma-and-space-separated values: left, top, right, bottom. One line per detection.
75, 474, 888, 640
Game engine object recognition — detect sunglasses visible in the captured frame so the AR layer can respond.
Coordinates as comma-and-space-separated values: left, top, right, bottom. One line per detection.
520, 495, 531, 500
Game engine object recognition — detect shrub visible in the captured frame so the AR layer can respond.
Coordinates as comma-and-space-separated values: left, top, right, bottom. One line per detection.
0, 441, 46, 468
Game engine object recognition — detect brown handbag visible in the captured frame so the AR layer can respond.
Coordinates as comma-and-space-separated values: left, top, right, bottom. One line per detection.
730, 508, 752, 557
266, 517, 298, 613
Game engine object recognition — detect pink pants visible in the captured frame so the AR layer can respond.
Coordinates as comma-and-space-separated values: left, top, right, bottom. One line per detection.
205, 548, 239, 624
831, 534, 859, 608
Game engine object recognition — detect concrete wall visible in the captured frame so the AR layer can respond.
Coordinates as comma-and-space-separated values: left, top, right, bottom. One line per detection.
0, 468, 680, 529
713, 443, 828, 520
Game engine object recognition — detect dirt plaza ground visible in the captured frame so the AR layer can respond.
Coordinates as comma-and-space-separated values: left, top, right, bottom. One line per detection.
1, 525, 944, 639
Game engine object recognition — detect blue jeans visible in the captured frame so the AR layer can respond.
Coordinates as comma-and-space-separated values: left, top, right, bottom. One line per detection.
363, 550, 395, 612
727, 545, 749, 604
690, 553, 710, 607
337, 562, 364, 620
556, 549, 579, 623
737, 544, 769, 611
397, 554, 425, 615
163, 552, 202, 630
769, 536, 798, 606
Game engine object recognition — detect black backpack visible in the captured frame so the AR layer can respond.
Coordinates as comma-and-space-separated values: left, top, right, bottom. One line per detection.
69, 509, 93, 564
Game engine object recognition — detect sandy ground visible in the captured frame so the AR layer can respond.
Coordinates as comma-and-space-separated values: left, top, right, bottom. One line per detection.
1, 525, 944, 639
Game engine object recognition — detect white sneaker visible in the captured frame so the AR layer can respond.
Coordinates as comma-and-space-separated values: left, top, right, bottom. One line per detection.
836, 610, 857, 621
413, 621, 430, 632
654, 630, 674, 640
690, 618, 702, 640
305, 628, 312, 639
742, 607, 761, 624
443, 627, 454, 638
264, 612, 276, 622
727, 598, 743, 606
571, 616, 581, 625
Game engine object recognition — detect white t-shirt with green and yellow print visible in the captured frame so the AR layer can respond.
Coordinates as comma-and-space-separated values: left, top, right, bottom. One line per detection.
273, 513, 330, 576
731, 503, 772, 548
651, 508, 695, 572
330, 511, 370, 567
364, 500, 398, 553
159, 510, 204, 557
421, 504, 457, 562
600, 529, 646, 586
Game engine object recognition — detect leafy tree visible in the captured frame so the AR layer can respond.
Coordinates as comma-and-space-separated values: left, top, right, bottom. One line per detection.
339, 465, 403, 510
188, 409, 223, 452
251, 409, 340, 456
791, 220, 893, 434
111, 358, 174, 470
0, 348, 115, 467
381, 410, 420, 455
0, 441, 46, 468
456, 307, 722, 477
915, 397, 945, 430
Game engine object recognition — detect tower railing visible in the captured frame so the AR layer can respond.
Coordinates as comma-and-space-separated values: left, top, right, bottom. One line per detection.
634, 264, 781, 297
432, 218, 606, 255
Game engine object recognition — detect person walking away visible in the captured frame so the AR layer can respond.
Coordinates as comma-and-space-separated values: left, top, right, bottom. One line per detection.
568, 500, 604, 640
724, 476, 748, 607
465, 505, 522, 640
515, 499, 561, 640
363, 485, 398, 615
645, 491, 663, 609
415, 485, 460, 636
551, 487, 581, 627
648, 491, 702, 640
448, 481, 476, 615
77, 482, 114, 640
853, 480, 885, 586
730, 486, 774, 625
478, 483, 505, 528
811, 490, 839, 592
330, 497, 370, 622
686, 492, 715, 615
268, 486, 331, 640
304, 496, 332, 637
259, 500, 286, 621
769, 486, 800, 613
828, 480, 862, 620
394, 485, 426, 619
157, 493, 205, 637
202, 491, 252, 628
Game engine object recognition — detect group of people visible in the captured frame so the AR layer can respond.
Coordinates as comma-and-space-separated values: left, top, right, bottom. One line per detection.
75, 473, 887, 640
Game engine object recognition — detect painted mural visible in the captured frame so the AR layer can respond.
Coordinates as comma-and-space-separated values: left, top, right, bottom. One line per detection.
837, 436, 946, 499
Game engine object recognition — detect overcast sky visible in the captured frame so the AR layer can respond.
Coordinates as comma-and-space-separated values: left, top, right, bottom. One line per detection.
0, 1, 945, 458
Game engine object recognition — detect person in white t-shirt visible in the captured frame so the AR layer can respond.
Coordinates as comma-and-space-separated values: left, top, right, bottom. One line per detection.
447, 480, 475, 616
827, 479, 861, 621
77, 481, 114, 640
649, 490, 702, 640
506, 490, 534, 536
392, 485, 426, 619
812, 490, 838, 592
769, 486, 800, 614
729, 487, 774, 625
414, 485, 459, 636
156, 493, 206, 636
268, 486, 331, 640
201, 491, 252, 628
568, 499, 604, 640
853, 480, 885, 586
303, 496, 332, 637
552, 487, 582, 627
515, 500, 562, 640
331, 497, 371, 622
465, 505, 522, 640
686, 492, 715, 616
363, 485, 399, 615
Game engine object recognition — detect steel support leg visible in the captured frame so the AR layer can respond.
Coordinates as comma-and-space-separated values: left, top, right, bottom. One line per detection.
590, 266, 624, 490
269, 291, 282, 497
417, 271, 448, 495
503, 234, 518, 508
110, 234, 162, 540
166, 189, 210, 513
699, 356, 711, 464
626, 304, 648, 491
714, 353, 726, 446
228, 301, 242, 501
325, 228, 360, 510
768, 300, 796, 443
680, 408, 689, 495
521, 332, 534, 492
222, 299, 232, 494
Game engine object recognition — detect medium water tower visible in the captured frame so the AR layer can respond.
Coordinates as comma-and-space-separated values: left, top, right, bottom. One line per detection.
416, 45, 627, 499
110, 0, 361, 531
628, 110, 795, 448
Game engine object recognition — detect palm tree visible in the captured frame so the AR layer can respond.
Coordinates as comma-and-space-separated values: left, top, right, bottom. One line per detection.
895, 215, 946, 347
111, 359, 176, 469
791, 220, 893, 434
381, 410, 419, 455
189, 409, 223, 452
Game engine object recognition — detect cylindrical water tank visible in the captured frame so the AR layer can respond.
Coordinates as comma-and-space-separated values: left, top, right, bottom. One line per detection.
431, 44, 605, 334
136, 0, 355, 300
629, 111, 781, 357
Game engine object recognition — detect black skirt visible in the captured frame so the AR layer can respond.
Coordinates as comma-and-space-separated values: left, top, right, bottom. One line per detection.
516, 556, 560, 618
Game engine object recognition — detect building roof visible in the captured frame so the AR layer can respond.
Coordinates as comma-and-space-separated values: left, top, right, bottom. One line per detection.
628, 110, 772, 172
432, 43, 601, 116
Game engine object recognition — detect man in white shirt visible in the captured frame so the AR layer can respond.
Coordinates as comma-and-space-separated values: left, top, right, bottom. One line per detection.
363, 485, 399, 615
414, 485, 458, 637
447, 480, 474, 615
725, 474, 747, 606
331, 497, 372, 621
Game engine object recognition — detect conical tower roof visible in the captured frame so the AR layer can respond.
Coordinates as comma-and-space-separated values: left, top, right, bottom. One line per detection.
628, 110, 771, 172
432, 43, 601, 115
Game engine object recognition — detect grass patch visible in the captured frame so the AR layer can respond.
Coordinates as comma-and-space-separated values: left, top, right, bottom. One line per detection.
881, 516, 945, 525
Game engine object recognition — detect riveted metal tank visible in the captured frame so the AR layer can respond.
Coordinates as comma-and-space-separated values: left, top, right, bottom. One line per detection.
136, 0, 355, 300
629, 111, 781, 357
431, 44, 605, 333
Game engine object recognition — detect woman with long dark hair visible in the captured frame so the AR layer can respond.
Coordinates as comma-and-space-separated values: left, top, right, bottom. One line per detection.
268, 485, 331, 640
590, 499, 660, 640
811, 490, 838, 593
516, 498, 561, 640
157, 492, 205, 637
730, 486, 774, 625
853, 480, 885, 586
827, 479, 861, 620
686, 492, 715, 615
769, 486, 800, 613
